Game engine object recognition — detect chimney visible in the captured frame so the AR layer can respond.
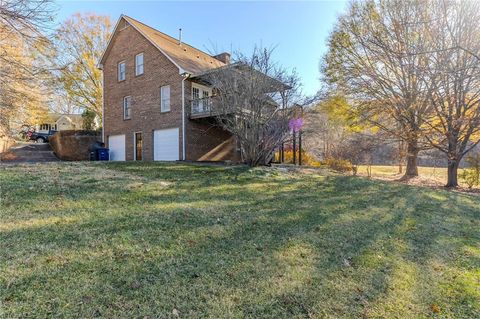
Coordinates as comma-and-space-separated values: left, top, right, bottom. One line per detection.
178, 28, 182, 45
213, 52, 231, 64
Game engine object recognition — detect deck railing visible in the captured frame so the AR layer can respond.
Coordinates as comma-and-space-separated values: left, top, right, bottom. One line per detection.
190, 97, 213, 116
190, 97, 222, 119
189, 97, 238, 119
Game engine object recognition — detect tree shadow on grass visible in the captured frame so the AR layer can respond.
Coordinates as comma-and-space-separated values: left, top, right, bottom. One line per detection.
1, 164, 479, 318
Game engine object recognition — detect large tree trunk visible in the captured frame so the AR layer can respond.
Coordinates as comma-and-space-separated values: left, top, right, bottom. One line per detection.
398, 140, 404, 174
446, 160, 459, 187
404, 140, 419, 177
445, 138, 460, 187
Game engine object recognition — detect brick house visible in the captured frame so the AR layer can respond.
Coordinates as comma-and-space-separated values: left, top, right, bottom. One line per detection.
99, 15, 241, 162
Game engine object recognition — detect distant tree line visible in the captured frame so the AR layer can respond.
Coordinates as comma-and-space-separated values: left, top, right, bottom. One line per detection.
320, 0, 480, 187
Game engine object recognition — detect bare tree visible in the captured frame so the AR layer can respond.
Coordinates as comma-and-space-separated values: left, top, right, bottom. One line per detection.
329, 131, 381, 176
422, 0, 480, 187
0, 30, 49, 134
0, 0, 53, 35
0, 0, 54, 134
302, 106, 343, 161
202, 47, 310, 166
0, 0, 54, 77
51, 13, 111, 121
322, 0, 433, 177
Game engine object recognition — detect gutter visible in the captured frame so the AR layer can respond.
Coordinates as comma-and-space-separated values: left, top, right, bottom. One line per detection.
100, 63, 105, 143
181, 72, 190, 160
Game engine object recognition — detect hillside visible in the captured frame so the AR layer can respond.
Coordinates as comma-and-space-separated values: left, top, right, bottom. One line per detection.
1, 162, 478, 318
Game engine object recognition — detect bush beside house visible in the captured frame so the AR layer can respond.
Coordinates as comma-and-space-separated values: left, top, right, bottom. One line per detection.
50, 130, 101, 161
0, 135, 15, 154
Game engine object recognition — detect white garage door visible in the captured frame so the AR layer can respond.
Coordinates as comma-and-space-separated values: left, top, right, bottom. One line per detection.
108, 134, 126, 161
154, 128, 179, 161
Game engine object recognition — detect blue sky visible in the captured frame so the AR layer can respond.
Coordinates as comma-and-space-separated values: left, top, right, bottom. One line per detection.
56, 1, 348, 96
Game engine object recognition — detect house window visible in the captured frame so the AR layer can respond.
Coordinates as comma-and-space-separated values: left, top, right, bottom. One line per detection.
202, 90, 210, 109
123, 96, 132, 119
192, 87, 200, 112
160, 85, 170, 112
118, 61, 126, 81
192, 84, 212, 113
192, 87, 200, 100
135, 53, 144, 76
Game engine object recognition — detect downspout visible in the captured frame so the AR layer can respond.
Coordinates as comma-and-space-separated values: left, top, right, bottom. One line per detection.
100, 64, 105, 143
181, 72, 190, 160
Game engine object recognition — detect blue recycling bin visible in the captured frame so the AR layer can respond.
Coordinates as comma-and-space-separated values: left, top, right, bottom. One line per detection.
97, 148, 109, 161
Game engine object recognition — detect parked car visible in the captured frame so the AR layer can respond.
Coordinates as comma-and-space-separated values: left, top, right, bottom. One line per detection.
28, 130, 57, 143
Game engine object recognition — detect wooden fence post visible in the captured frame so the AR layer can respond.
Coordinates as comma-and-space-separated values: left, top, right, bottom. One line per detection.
292, 131, 296, 165
299, 130, 302, 166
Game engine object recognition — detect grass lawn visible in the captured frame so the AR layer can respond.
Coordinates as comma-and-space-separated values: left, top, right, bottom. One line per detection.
357, 165, 464, 180
1, 162, 479, 318
356, 165, 478, 190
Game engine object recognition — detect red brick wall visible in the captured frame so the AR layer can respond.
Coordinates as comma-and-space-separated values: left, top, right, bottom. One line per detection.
185, 119, 240, 162
50, 131, 101, 161
103, 19, 241, 162
103, 22, 183, 161
183, 80, 241, 162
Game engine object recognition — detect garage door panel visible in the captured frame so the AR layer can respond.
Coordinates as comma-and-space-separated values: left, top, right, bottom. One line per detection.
154, 128, 179, 161
109, 134, 126, 161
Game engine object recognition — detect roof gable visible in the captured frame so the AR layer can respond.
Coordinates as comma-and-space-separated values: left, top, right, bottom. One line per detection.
99, 15, 226, 75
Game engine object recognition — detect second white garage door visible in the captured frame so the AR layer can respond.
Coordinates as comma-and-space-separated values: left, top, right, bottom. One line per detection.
154, 128, 179, 161
108, 134, 126, 161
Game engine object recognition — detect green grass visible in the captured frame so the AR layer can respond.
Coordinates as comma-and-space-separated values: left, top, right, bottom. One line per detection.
1, 162, 479, 318
358, 165, 468, 185
359, 165, 456, 177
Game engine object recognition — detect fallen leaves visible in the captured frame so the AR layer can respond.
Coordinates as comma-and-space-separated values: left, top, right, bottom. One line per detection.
430, 304, 441, 313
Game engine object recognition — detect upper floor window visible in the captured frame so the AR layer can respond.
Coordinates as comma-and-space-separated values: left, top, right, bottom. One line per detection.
192, 87, 200, 100
123, 96, 132, 119
135, 53, 144, 76
118, 61, 126, 81
160, 85, 170, 112
192, 84, 212, 113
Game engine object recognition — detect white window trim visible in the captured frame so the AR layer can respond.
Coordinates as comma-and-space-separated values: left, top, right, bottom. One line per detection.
135, 53, 144, 76
118, 61, 126, 81
192, 86, 200, 99
160, 85, 171, 112
191, 83, 212, 97
191, 83, 212, 112
123, 96, 131, 120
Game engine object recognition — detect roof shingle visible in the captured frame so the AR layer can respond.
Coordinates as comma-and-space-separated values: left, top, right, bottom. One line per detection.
122, 15, 226, 74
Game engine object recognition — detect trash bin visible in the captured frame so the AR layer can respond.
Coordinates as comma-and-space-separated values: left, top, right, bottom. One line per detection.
88, 141, 106, 161
97, 148, 109, 161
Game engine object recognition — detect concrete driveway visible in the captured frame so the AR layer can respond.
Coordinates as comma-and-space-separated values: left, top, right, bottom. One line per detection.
0, 142, 59, 163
